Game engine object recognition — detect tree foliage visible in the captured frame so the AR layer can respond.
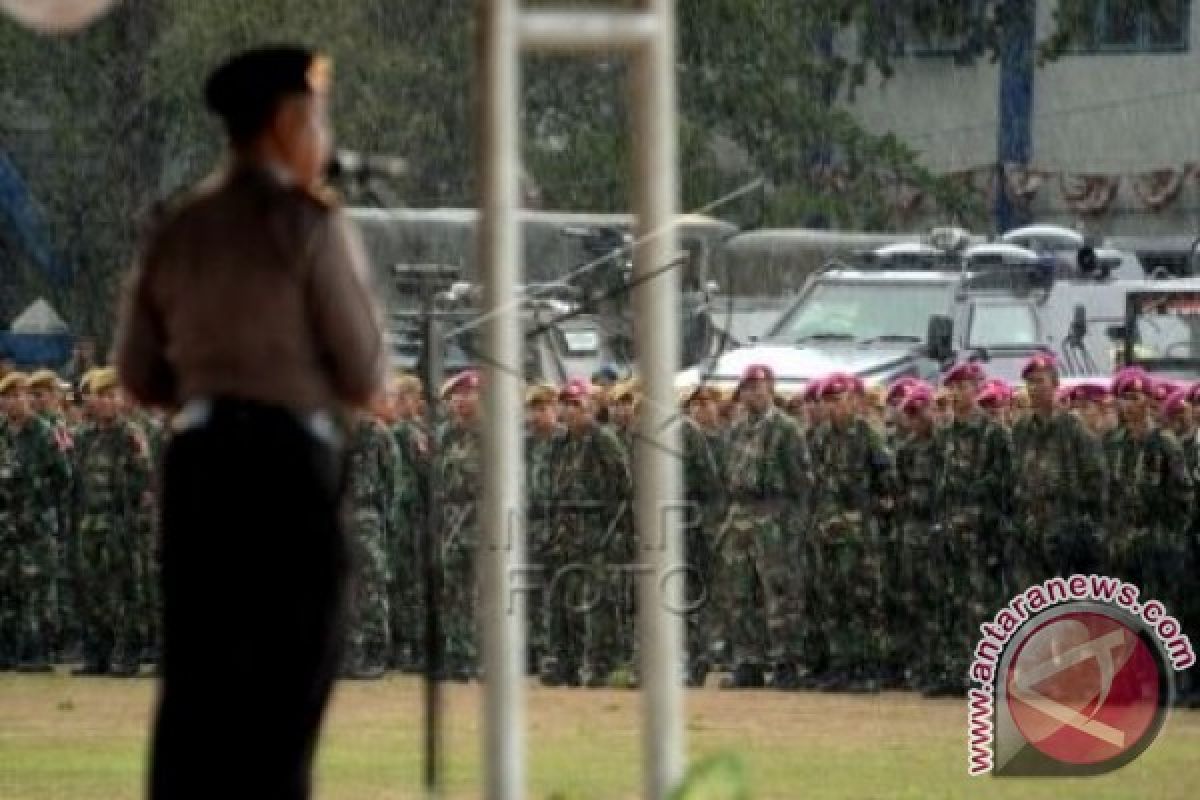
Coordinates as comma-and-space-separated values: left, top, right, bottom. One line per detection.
0, 0, 1068, 343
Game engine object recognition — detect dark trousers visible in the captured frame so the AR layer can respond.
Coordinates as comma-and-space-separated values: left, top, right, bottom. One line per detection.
149, 400, 348, 800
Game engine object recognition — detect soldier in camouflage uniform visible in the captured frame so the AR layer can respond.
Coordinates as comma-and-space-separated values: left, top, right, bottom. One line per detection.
120, 390, 164, 664
27, 369, 76, 661
1073, 382, 1114, 439
525, 384, 564, 676
0, 372, 71, 671
1105, 371, 1193, 604
70, 368, 151, 675
544, 380, 631, 688
925, 363, 1012, 696
433, 370, 483, 681
715, 364, 811, 690
680, 385, 724, 687
0, 374, 20, 669
605, 379, 639, 673
388, 374, 427, 671
1011, 354, 1107, 588
1179, 385, 1200, 707
342, 398, 400, 678
892, 386, 940, 690
807, 373, 894, 693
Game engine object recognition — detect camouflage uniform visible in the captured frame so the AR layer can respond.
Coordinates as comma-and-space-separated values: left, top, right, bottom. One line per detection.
127, 407, 163, 661
607, 416, 638, 670
716, 405, 810, 685
0, 415, 69, 669
1011, 410, 1107, 586
389, 419, 427, 670
546, 422, 631, 686
681, 418, 723, 682
71, 417, 151, 673
1104, 424, 1193, 599
433, 417, 482, 678
343, 415, 399, 675
928, 412, 1012, 693
1179, 427, 1200, 705
39, 408, 77, 659
893, 425, 940, 689
0, 420, 14, 668
807, 417, 894, 689
526, 422, 564, 675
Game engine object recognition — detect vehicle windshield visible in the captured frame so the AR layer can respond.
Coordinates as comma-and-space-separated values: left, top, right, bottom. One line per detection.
968, 304, 1039, 348
1129, 291, 1200, 363
769, 280, 953, 344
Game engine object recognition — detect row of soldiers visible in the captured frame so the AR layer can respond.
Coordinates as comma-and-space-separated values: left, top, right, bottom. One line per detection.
4, 354, 1199, 703
343, 351, 1200, 702
0, 367, 162, 675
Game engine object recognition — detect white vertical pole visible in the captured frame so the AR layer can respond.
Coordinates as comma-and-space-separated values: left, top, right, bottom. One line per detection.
478, 1, 683, 797
478, 0, 525, 798
630, 1, 684, 797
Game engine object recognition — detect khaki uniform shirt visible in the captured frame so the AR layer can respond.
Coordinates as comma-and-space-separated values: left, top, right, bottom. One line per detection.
114, 162, 385, 412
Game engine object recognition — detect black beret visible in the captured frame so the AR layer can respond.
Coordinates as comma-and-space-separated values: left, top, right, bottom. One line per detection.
203, 45, 329, 142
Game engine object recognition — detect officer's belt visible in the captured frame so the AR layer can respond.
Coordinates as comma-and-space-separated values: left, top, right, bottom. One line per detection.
175, 396, 340, 450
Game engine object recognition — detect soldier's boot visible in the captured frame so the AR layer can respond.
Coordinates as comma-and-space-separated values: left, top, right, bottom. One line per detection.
583, 660, 613, 689
846, 667, 881, 695
109, 659, 141, 678
767, 662, 801, 691
685, 657, 710, 689
16, 641, 53, 673
817, 672, 850, 693
69, 634, 101, 675
718, 662, 765, 690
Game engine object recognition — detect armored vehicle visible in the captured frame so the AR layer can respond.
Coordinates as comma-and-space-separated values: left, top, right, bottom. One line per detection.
677, 225, 1151, 392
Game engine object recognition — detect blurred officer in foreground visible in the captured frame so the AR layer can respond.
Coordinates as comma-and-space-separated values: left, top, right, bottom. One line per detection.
114, 46, 385, 800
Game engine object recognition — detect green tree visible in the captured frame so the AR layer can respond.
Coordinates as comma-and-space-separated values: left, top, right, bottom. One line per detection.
0, 0, 1074, 344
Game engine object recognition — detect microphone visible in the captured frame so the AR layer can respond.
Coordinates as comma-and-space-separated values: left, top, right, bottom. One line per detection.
326, 149, 408, 181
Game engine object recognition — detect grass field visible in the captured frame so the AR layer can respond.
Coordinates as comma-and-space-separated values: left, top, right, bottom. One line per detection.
2, 672, 1199, 799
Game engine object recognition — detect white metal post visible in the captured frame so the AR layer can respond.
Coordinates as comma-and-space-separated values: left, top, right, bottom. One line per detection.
629, 2, 684, 796
479, 1, 682, 798
478, 2, 525, 799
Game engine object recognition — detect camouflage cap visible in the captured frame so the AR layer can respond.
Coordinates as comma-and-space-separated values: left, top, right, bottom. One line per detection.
27, 368, 64, 392
391, 373, 424, 395
609, 378, 640, 404
863, 385, 886, 409
86, 367, 119, 394
0, 371, 29, 395
526, 383, 558, 407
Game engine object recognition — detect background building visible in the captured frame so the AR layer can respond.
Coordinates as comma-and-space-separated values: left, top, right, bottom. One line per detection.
847, 0, 1200, 239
